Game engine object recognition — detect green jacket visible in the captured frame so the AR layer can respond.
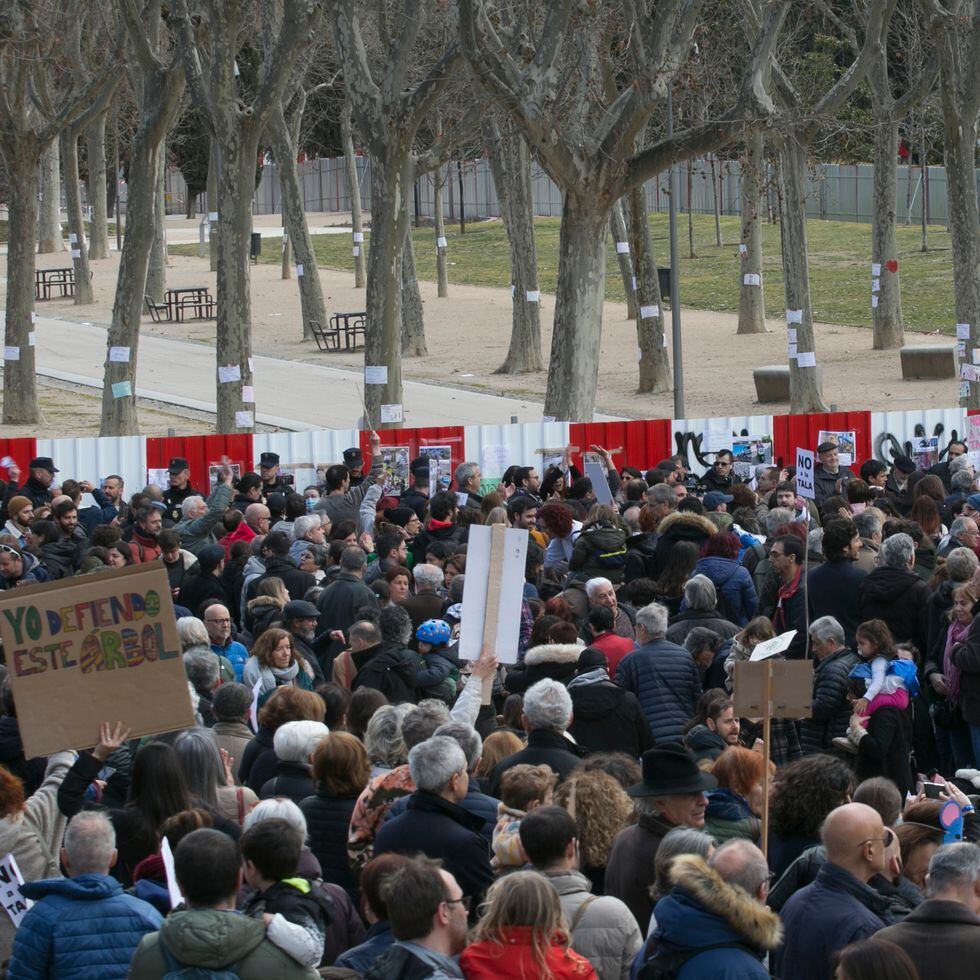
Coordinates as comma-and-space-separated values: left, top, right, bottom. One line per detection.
128, 907, 320, 979
172, 482, 234, 556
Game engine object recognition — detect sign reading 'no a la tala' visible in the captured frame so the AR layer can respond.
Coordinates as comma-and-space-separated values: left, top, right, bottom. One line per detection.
796, 447, 816, 500
0, 564, 195, 758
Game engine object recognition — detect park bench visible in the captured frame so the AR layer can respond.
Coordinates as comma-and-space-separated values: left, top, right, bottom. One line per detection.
753, 364, 824, 404
144, 294, 171, 322
310, 312, 366, 352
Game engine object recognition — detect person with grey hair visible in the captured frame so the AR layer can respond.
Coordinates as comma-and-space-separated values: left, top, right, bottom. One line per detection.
177, 616, 234, 686
877, 841, 980, 974
941, 515, 980, 559
173, 726, 259, 824
801, 616, 861, 755
852, 509, 884, 573
182, 647, 221, 726
402, 563, 446, 632
287, 513, 326, 566
858, 531, 931, 654
259, 720, 329, 804
365, 703, 414, 774
665, 575, 740, 646
172, 468, 234, 556
488, 679, 582, 797
7, 811, 163, 978
455, 460, 484, 509
617, 603, 701, 744
645, 483, 677, 522
374, 736, 494, 900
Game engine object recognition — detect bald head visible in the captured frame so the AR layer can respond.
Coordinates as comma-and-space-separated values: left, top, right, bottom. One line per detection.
709, 840, 770, 901
245, 503, 271, 532
822, 802, 886, 882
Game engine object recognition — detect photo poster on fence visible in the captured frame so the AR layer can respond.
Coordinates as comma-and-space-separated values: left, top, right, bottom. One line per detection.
380, 446, 410, 496
208, 463, 242, 493
731, 436, 773, 483
421, 445, 453, 497
0, 564, 196, 758
817, 430, 857, 467
704, 418, 733, 454
146, 468, 170, 490
911, 437, 940, 472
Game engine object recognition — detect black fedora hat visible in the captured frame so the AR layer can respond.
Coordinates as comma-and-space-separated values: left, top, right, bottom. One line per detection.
627, 744, 718, 798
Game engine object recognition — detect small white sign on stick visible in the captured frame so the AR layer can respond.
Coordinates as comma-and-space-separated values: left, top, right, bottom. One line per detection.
749, 630, 798, 662
160, 838, 185, 910
0, 854, 31, 927
796, 448, 815, 500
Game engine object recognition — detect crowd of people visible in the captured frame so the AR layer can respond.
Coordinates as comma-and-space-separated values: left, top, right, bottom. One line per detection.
0, 436, 979, 977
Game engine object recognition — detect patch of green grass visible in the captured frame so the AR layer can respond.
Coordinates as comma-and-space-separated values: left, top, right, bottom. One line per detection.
0, 220, 117, 244
170, 213, 958, 333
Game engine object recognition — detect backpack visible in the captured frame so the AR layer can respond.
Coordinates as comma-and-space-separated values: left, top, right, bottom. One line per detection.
636, 940, 766, 980
160, 943, 243, 980
355, 650, 419, 702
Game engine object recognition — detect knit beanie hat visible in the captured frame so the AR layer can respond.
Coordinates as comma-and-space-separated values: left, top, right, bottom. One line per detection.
7, 496, 31, 520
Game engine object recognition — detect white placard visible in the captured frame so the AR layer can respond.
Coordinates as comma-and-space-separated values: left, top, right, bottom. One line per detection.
957, 323, 972, 339
218, 364, 241, 384
797, 351, 817, 368
27, 333, 35, 347
70, 249, 81, 258
69, 233, 77, 244
296, 264, 305, 277
749, 630, 798, 662
631, 276, 638, 291
3, 347, 19, 361
482, 444, 511, 475
235, 411, 254, 428
526, 290, 540, 303
248, 357, 254, 373
365, 366, 388, 385
704, 418, 732, 453
786, 309, 803, 324
962, 364, 980, 383
584, 457, 614, 505
739, 244, 748, 254
249, 676, 263, 732
352, 246, 360, 257
640, 304, 660, 319
796, 448, 815, 500
160, 838, 184, 910
662, 333, 668, 348
743, 273, 761, 286
437, 236, 448, 248
0, 853, 32, 927
787, 328, 797, 343
353, 232, 364, 243
871, 263, 882, 276
109, 346, 130, 363
208, 211, 218, 222
616, 242, 630, 254
242, 385, 255, 403
458, 525, 529, 665
380, 403, 403, 423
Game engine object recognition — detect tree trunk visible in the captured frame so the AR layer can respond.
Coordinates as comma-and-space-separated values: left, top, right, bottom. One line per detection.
484, 116, 542, 375
207, 140, 218, 272
610, 199, 637, 318
777, 138, 828, 413
85, 111, 110, 259
630, 183, 670, 393
37, 140, 64, 253
737, 130, 767, 335
400, 200, 427, 357
710, 155, 723, 247
544, 193, 608, 421
870, 106, 904, 349
60, 130, 94, 305
2, 148, 42, 424
363, 153, 410, 427
687, 160, 697, 259
341, 101, 365, 289
146, 145, 167, 303
268, 106, 326, 343
186, 193, 195, 219
434, 166, 448, 298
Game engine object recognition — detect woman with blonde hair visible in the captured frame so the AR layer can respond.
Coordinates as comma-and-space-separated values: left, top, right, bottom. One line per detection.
461, 870, 597, 979
474, 730, 524, 792
243, 627, 316, 708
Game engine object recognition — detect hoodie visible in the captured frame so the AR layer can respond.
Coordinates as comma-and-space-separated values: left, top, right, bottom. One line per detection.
503, 643, 581, 694
857, 565, 931, 655
567, 669, 653, 758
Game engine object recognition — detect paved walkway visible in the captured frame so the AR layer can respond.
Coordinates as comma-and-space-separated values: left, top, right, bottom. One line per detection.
18, 314, 618, 430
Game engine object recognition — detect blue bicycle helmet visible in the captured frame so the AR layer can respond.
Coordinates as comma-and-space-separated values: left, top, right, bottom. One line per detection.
416, 619, 452, 646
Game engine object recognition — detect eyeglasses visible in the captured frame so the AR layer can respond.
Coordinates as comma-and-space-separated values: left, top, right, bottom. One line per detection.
443, 895, 471, 913
714, 460, 731, 468
206, 618, 232, 626
857, 827, 895, 849
0, 544, 19, 556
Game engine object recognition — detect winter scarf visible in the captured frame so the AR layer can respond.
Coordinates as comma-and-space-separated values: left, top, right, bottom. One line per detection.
944, 619, 970, 706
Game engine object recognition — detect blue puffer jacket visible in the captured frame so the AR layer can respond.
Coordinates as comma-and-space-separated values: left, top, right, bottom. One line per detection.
693, 556, 758, 627
616, 640, 702, 743
8, 873, 162, 979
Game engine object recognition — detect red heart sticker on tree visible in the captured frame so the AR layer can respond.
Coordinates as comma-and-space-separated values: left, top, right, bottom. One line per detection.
886, 259, 898, 273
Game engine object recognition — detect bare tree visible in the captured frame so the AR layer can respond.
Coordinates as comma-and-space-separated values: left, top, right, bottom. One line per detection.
736, 129, 768, 334
340, 97, 366, 288
460, 0, 790, 421
37, 141, 65, 253
145, 147, 168, 303
173, 0, 324, 433
85, 111, 112, 259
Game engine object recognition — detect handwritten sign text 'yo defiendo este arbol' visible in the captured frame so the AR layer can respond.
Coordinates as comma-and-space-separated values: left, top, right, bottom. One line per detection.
0, 564, 194, 758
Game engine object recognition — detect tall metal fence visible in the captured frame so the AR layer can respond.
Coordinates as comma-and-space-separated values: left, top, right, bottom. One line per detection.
164, 155, 959, 227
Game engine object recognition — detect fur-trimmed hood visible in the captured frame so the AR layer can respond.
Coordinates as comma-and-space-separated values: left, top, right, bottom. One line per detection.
523, 643, 583, 667
657, 510, 718, 540
667, 854, 782, 950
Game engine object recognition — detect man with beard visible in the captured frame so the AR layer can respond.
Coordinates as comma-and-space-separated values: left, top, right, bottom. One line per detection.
281, 600, 326, 684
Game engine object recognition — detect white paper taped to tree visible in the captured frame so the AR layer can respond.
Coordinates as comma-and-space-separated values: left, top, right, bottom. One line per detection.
380, 403, 404, 423
28, 333, 35, 347
662, 334, 668, 348
3, 347, 19, 361
526, 290, 540, 303
631, 276, 638, 291
871, 278, 881, 293
871, 295, 879, 308
743, 273, 761, 286
235, 410, 254, 428
636, 347, 642, 362
871, 263, 882, 276
111, 381, 132, 399
616, 242, 630, 254
69, 233, 77, 244
963, 380, 973, 398
242, 385, 255, 403
957, 323, 972, 339
959, 341, 968, 358
109, 346, 130, 363
458, 524, 529, 665
787, 328, 798, 343
788, 342, 797, 357
786, 309, 803, 324
218, 364, 241, 384
248, 357, 254, 373
437, 236, 448, 248
739, 244, 748, 254
962, 363, 980, 382
30, 312, 36, 324
640, 304, 660, 319
365, 366, 388, 385
352, 247, 359, 257
71, 249, 81, 258
353, 232, 364, 243
296, 264, 304, 277
797, 351, 817, 368
208, 211, 218, 222
974, 349, 980, 365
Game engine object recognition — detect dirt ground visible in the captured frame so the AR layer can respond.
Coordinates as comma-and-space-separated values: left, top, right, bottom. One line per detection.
12, 210, 960, 431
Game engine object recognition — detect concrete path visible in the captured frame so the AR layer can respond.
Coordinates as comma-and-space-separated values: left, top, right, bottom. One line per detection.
18, 313, 618, 430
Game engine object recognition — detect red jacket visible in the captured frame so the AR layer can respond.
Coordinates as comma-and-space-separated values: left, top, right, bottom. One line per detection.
222, 520, 257, 559
590, 631, 636, 677
460, 927, 596, 980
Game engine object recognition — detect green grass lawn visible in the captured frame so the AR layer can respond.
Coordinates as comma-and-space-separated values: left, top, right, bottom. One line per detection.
171, 212, 958, 333
0, 219, 117, 243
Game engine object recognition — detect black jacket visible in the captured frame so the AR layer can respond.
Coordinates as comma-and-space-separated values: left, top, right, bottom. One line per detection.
857, 566, 930, 656
489, 729, 584, 797
300, 792, 359, 893
15, 476, 54, 509
177, 568, 228, 617
800, 647, 861, 754
952, 616, 980, 725
0, 716, 46, 797
807, 559, 867, 649
351, 642, 420, 704
315, 572, 379, 637
240, 727, 279, 795
162, 483, 198, 525
855, 706, 915, 798
624, 532, 659, 583
649, 511, 718, 579
250, 555, 316, 603
374, 790, 494, 900
41, 535, 83, 579
567, 672, 653, 757
260, 761, 316, 805
503, 643, 581, 694
399, 486, 430, 521
410, 522, 464, 565
699, 468, 740, 495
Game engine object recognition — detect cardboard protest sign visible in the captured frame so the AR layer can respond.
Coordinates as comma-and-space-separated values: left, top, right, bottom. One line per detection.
732, 659, 813, 719
0, 564, 195, 758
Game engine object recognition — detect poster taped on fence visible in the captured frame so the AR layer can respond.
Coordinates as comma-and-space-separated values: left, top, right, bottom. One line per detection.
0, 564, 195, 758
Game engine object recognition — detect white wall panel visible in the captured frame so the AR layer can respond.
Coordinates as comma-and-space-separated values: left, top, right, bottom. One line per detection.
464, 421, 571, 479
870, 408, 967, 461
671, 415, 775, 475
37, 435, 147, 497
252, 429, 360, 489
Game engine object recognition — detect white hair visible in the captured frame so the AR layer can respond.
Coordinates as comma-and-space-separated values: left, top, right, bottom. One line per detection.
177, 616, 211, 651
880, 532, 915, 570
244, 797, 308, 839
683, 575, 717, 613
64, 811, 116, 875
950, 454, 973, 475
435, 721, 483, 772
273, 720, 329, 765
523, 678, 573, 732
413, 563, 444, 590
293, 514, 320, 540
809, 616, 845, 647
365, 703, 413, 767
585, 577, 613, 599
181, 495, 204, 518
408, 736, 467, 793
635, 602, 669, 638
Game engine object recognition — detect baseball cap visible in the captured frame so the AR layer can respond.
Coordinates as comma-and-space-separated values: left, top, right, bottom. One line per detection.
343, 447, 364, 467
703, 491, 734, 511
168, 457, 189, 474
259, 452, 280, 469
28, 457, 58, 474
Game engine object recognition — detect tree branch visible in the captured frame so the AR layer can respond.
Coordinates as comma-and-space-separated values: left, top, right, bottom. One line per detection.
330, 0, 384, 144
122, 0, 163, 75
172, 0, 217, 129
381, 0, 425, 104
402, 42, 463, 124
